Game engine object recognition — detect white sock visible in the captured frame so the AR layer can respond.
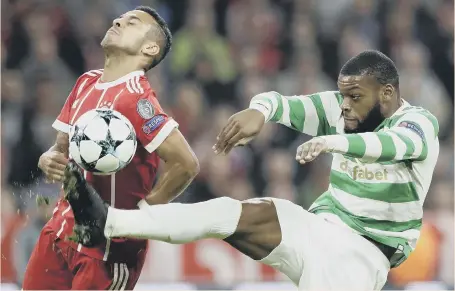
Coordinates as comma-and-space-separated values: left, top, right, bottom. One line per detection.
104, 197, 242, 244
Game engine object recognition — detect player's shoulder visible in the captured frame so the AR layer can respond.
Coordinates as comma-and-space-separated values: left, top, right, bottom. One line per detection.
393, 101, 439, 138
115, 85, 164, 117
67, 69, 104, 97
316, 90, 343, 105
83, 69, 104, 78
78, 69, 104, 81
73, 69, 104, 86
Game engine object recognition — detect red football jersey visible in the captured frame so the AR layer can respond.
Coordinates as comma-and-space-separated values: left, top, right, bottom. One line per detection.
48, 69, 178, 262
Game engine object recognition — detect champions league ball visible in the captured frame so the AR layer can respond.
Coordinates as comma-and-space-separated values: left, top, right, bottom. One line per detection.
69, 109, 137, 175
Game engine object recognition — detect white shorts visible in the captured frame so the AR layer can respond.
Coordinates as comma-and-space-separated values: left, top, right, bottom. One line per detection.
257, 198, 391, 291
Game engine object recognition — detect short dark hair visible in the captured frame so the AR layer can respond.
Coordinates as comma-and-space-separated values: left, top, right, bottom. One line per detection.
339, 50, 399, 88
135, 6, 172, 71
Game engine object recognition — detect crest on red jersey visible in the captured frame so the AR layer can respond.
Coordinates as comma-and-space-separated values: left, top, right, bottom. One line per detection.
137, 99, 155, 119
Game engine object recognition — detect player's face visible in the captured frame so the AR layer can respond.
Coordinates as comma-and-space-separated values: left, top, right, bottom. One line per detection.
338, 75, 386, 133
101, 10, 160, 57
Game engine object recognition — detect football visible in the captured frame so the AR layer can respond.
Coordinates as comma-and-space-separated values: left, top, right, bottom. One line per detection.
69, 108, 137, 175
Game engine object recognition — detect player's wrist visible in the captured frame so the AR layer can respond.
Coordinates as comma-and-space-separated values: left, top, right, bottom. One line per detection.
320, 135, 348, 153
248, 105, 269, 123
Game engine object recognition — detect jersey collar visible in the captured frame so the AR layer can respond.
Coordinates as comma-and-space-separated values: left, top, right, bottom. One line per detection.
95, 70, 145, 90
390, 99, 410, 117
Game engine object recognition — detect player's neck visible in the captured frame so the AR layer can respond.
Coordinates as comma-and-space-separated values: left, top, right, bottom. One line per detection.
386, 97, 402, 118
102, 54, 144, 83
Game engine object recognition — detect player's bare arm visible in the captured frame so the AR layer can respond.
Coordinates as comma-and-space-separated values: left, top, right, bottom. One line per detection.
214, 88, 343, 156
38, 131, 70, 183
144, 128, 199, 205
213, 108, 265, 155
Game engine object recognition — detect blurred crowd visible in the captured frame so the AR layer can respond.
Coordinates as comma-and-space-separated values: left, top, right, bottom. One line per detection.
1, 0, 454, 289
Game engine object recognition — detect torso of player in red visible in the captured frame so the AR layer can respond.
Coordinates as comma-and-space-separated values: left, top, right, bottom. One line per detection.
47, 69, 178, 262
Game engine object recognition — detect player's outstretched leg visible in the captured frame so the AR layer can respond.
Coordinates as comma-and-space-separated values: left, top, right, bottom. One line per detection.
111, 197, 282, 260
63, 162, 282, 261
63, 161, 108, 246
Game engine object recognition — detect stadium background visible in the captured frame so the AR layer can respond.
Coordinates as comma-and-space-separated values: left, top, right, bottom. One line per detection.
1, 0, 453, 290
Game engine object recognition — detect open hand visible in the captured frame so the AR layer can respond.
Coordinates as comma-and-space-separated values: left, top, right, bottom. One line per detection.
213, 109, 265, 155
295, 137, 328, 165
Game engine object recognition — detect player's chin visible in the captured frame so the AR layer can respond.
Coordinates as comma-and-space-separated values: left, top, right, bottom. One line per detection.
100, 36, 116, 48
343, 119, 359, 133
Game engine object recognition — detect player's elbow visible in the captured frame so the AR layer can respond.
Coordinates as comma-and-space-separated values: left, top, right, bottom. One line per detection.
183, 154, 200, 178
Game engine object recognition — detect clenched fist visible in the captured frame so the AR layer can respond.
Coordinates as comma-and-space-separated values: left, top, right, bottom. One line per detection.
38, 151, 69, 183
213, 109, 265, 155
295, 137, 329, 165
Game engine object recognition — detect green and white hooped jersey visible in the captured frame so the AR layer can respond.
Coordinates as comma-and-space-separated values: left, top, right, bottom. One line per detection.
250, 91, 440, 268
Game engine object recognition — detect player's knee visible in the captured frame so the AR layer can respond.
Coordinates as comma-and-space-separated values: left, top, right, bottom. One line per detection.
239, 198, 277, 229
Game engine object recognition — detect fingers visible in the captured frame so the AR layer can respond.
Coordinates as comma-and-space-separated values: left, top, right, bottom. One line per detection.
222, 131, 245, 155
40, 152, 70, 183
44, 172, 65, 183
296, 139, 325, 165
216, 119, 235, 143
53, 156, 69, 169
213, 120, 235, 153
214, 121, 241, 154
46, 160, 67, 180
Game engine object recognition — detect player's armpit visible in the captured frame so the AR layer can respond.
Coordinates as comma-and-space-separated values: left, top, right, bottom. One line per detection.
144, 128, 199, 205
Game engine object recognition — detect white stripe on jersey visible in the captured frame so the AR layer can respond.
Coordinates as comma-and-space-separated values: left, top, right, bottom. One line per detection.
85, 69, 103, 77
144, 119, 179, 153
56, 220, 67, 237
111, 89, 125, 109
129, 78, 139, 93
126, 79, 135, 93
109, 263, 119, 290
103, 173, 116, 261
76, 78, 89, 98
119, 263, 130, 290
70, 86, 96, 124
96, 89, 109, 108
61, 204, 71, 216
135, 76, 144, 94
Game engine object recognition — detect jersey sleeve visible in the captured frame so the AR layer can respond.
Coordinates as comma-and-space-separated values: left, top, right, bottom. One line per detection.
321, 109, 439, 163
51, 74, 90, 134
249, 91, 343, 136
119, 91, 179, 153
52, 86, 78, 134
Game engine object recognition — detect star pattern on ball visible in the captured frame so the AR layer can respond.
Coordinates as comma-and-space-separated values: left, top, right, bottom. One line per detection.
70, 109, 137, 174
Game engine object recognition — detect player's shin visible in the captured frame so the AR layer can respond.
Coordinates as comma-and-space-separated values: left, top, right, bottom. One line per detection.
104, 197, 242, 243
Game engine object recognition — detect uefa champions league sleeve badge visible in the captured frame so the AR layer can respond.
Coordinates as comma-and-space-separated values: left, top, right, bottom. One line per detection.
136, 99, 155, 119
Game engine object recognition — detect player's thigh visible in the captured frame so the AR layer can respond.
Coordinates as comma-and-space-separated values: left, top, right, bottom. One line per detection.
22, 229, 72, 290
256, 198, 313, 285
297, 219, 390, 290
71, 251, 147, 290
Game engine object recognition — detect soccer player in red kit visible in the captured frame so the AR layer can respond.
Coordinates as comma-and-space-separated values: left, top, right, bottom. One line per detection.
22, 6, 199, 290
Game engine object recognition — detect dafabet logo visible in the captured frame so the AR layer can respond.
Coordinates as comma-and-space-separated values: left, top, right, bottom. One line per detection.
339, 160, 388, 181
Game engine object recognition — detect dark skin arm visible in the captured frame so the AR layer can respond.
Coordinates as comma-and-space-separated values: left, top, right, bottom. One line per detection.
213, 109, 266, 155
144, 128, 199, 205
38, 131, 70, 183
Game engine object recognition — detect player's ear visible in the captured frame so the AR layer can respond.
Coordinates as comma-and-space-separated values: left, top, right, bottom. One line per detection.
381, 84, 394, 102
142, 42, 160, 57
